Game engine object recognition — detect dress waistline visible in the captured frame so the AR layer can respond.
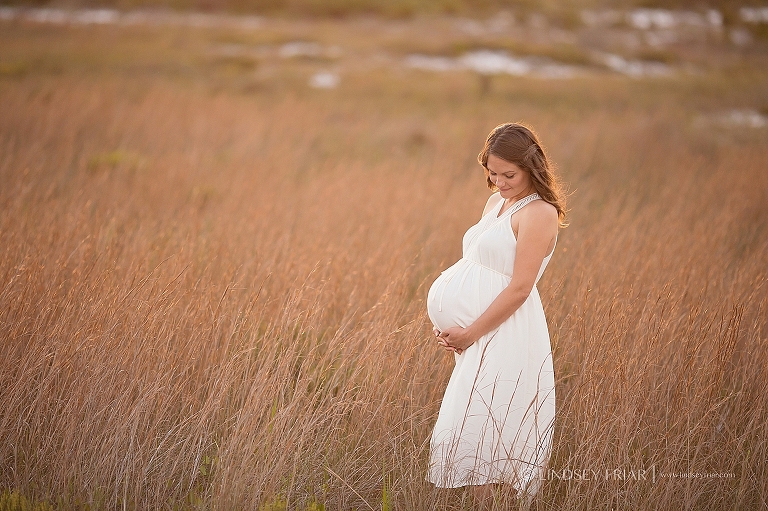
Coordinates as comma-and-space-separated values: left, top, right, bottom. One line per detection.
464, 258, 511, 279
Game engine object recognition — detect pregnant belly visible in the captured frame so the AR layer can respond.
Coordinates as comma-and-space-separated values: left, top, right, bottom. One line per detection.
426, 258, 510, 332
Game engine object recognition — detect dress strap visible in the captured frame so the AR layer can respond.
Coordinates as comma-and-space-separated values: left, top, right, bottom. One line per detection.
494, 193, 541, 221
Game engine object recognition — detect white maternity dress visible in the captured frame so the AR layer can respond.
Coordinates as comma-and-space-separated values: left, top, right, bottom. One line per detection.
426, 192, 556, 497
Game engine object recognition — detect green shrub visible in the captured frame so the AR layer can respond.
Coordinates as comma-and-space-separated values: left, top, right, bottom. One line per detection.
0, 490, 53, 511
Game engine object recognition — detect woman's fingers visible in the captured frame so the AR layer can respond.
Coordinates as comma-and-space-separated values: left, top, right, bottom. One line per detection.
438, 340, 462, 354
434, 328, 462, 354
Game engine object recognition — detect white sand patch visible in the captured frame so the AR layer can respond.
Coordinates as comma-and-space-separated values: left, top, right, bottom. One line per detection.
1, 7, 263, 30
279, 42, 342, 59
740, 7, 768, 23
716, 110, 768, 128
309, 72, 340, 89
598, 53, 671, 77
582, 8, 722, 29
405, 50, 579, 79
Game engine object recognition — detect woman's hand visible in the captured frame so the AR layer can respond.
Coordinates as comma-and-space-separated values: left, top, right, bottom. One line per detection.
434, 325, 478, 354
434, 326, 462, 355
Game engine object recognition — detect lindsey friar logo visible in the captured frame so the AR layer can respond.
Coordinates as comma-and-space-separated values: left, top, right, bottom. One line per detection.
543, 466, 657, 483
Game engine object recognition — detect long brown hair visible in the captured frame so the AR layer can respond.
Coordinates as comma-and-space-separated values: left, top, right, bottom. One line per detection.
478, 122, 568, 227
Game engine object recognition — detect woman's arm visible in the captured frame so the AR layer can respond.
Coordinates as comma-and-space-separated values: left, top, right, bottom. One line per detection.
437, 200, 558, 352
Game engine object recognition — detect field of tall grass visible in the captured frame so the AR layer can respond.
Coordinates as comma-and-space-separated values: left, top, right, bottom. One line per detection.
1, 14, 767, 511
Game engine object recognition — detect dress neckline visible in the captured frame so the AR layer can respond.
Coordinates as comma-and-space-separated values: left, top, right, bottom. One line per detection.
495, 192, 540, 219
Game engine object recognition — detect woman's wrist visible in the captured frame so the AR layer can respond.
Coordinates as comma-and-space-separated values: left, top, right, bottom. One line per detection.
465, 324, 484, 345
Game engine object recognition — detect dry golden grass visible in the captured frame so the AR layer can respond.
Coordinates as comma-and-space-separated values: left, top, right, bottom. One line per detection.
1, 18, 767, 511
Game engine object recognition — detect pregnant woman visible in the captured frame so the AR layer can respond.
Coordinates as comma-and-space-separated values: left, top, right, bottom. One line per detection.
426, 123, 567, 507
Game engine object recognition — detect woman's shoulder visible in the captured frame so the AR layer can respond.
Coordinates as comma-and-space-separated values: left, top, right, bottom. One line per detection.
529, 197, 558, 216
481, 192, 503, 217
523, 198, 559, 228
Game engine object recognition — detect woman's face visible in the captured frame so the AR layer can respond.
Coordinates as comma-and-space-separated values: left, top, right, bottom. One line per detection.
486, 154, 532, 200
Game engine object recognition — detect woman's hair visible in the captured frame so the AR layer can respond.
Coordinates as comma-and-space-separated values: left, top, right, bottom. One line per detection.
478, 122, 568, 227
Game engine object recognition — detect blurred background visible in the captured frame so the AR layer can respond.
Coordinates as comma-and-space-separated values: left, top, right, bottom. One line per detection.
1, 1, 767, 510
